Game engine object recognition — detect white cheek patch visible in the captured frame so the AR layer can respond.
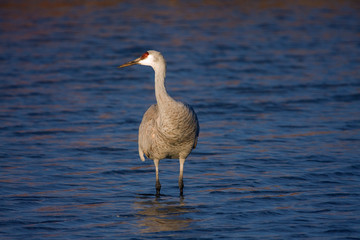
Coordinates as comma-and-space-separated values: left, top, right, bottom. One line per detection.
139, 55, 153, 66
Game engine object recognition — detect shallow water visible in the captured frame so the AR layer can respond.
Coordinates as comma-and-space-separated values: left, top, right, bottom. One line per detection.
1, 1, 360, 239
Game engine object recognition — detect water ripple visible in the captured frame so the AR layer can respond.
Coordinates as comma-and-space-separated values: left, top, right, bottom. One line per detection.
1, 1, 360, 239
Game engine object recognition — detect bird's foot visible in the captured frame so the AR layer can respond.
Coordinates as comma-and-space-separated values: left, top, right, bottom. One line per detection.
179, 180, 184, 196
155, 182, 161, 197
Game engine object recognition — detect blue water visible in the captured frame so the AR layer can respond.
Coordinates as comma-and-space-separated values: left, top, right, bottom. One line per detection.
1, 1, 360, 239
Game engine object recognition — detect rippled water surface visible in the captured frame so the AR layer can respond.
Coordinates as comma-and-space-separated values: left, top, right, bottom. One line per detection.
1, 1, 360, 239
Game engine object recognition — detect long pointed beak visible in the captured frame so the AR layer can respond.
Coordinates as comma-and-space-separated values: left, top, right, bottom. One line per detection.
118, 57, 141, 68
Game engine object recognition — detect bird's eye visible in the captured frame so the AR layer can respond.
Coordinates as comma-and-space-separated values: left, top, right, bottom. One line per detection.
140, 52, 149, 60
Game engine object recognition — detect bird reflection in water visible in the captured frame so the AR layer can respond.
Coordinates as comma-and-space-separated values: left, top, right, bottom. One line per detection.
133, 195, 197, 233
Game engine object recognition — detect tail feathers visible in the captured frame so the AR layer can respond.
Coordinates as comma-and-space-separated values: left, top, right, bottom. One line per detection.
139, 147, 145, 162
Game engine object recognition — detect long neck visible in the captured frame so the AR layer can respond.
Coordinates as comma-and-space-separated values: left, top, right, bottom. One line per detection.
153, 63, 174, 108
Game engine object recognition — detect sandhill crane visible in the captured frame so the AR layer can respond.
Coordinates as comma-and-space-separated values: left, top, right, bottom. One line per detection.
119, 50, 199, 196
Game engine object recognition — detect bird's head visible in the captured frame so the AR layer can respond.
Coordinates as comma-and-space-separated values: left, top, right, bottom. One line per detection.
118, 50, 165, 69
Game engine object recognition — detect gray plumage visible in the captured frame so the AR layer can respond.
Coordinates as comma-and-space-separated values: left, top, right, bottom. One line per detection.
119, 50, 199, 196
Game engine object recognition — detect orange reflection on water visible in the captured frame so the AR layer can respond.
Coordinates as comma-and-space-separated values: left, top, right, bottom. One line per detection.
133, 197, 196, 233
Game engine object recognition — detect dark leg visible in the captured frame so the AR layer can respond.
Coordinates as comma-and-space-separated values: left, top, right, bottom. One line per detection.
154, 159, 161, 196
179, 158, 185, 196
